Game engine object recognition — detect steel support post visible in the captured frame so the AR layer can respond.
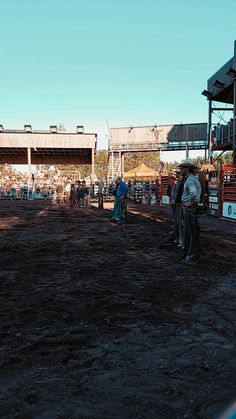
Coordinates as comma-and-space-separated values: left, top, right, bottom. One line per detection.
27, 147, 32, 184
111, 152, 114, 179
185, 125, 189, 159
121, 153, 125, 176
208, 99, 212, 162
233, 81, 236, 164
91, 148, 95, 175
118, 150, 121, 176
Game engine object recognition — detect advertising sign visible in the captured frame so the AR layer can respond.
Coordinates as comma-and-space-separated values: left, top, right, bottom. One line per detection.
208, 175, 220, 188
162, 195, 170, 204
222, 202, 236, 220
209, 196, 218, 203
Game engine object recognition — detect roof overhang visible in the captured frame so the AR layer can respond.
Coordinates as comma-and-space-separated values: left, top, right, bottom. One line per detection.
0, 129, 97, 164
206, 41, 236, 104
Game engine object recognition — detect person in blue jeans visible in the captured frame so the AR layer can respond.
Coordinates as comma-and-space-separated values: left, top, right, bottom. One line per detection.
179, 159, 201, 265
112, 177, 128, 225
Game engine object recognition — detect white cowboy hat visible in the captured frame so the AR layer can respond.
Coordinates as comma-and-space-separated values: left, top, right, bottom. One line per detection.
177, 159, 199, 170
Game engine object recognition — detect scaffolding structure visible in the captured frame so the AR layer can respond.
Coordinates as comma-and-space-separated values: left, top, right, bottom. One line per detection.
202, 40, 236, 163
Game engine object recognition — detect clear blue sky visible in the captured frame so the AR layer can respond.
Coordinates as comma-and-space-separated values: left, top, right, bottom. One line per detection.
1, 0, 236, 152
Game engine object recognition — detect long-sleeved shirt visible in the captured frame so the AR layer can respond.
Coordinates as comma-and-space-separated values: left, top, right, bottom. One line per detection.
181, 173, 201, 204
116, 181, 128, 198
173, 178, 185, 203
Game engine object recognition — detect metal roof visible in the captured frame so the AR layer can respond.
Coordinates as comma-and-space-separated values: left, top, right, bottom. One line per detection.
206, 41, 236, 104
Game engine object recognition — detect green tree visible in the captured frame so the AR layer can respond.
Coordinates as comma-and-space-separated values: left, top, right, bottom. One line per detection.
214, 151, 233, 168
55, 150, 109, 180
95, 150, 108, 179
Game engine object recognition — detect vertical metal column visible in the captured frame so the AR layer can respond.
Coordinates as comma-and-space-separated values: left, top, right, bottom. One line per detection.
111, 152, 114, 179
208, 99, 212, 162
91, 148, 95, 175
233, 81, 236, 164
185, 125, 189, 158
121, 153, 125, 177
118, 150, 121, 176
27, 147, 32, 183
234, 38, 236, 164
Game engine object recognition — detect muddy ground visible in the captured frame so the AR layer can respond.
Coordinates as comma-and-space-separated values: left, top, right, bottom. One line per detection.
0, 200, 236, 419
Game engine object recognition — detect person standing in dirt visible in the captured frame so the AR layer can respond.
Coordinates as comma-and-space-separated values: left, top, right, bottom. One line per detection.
179, 159, 201, 265
56, 183, 65, 206
70, 184, 77, 207
77, 181, 83, 207
167, 175, 177, 232
81, 180, 88, 207
112, 177, 128, 225
172, 168, 186, 248
86, 185, 93, 208
98, 181, 104, 209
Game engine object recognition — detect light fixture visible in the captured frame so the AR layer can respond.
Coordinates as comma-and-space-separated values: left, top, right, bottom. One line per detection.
226, 67, 236, 78
24, 124, 32, 132
212, 79, 225, 89
77, 125, 84, 134
50, 125, 57, 133
201, 90, 212, 99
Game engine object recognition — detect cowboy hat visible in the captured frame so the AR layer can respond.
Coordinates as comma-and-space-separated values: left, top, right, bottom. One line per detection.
177, 159, 199, 170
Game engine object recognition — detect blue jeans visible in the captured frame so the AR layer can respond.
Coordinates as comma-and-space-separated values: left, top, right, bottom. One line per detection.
183, 204, 200, 262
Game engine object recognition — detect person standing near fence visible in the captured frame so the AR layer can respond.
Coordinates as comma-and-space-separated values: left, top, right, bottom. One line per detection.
179, 159, 201, 265
70, 184, 77, 207
98, 181, 104, 209
172, 169, 186, 248
77, 181, 83, 207
56, 183, 65, 206
112, 177, 128, 225
167, 174, 177, 237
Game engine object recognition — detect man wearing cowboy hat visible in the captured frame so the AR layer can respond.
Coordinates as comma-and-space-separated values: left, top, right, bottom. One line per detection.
112, 176, 128, 225
178, 159, 201, 265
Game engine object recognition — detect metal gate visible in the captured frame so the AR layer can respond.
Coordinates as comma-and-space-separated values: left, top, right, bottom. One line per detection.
219, 164, 236, 221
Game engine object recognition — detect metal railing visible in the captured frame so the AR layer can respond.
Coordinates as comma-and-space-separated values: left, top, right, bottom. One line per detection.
214, 121, 234, 145
109, 140, 208, 152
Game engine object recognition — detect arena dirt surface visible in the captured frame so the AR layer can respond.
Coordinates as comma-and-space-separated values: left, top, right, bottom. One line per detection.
0, 200, 236, 419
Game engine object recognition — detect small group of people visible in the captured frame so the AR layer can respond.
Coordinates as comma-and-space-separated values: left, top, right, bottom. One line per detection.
69, 181, 92, 208
168, 159, 202, 265
111, 162, 202, 260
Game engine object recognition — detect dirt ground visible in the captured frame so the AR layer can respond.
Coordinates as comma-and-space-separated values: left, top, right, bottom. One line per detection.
0, 199, 236, 419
